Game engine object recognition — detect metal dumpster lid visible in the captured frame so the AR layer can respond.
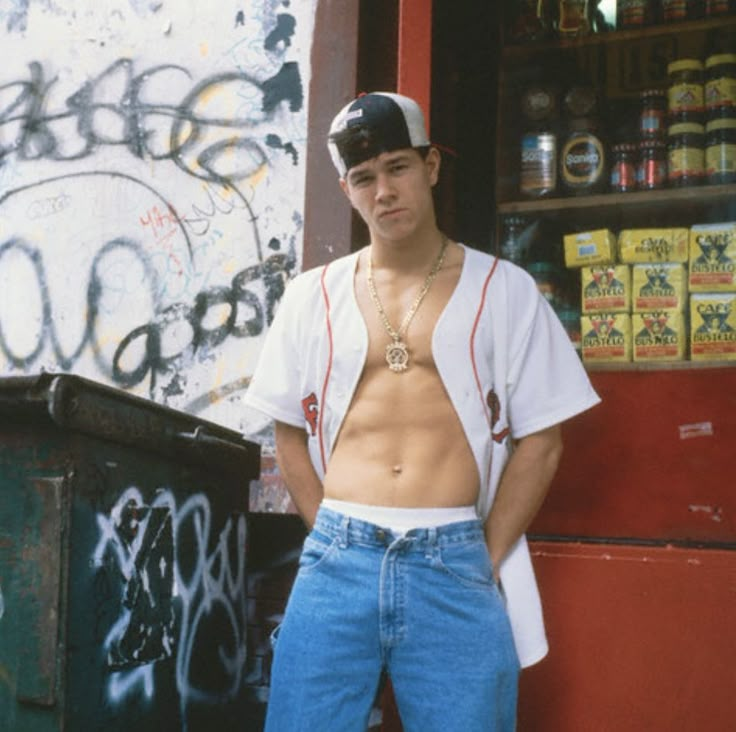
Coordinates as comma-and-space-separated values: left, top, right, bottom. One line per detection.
0, 373, 260, 478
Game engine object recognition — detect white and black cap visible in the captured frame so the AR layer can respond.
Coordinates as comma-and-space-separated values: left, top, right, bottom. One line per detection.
327, 92, 430, 177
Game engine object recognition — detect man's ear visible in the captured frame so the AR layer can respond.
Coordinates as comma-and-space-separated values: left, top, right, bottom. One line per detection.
339, 177, 352, 201
426, 147, 441, 187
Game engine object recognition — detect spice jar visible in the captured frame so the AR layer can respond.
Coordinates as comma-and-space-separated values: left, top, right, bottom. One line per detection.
617, 0, 653, 27
661, 0, 704, 21
706, 117, 736, 184
668, 59, 704, 122
705, 54, 736, 115
560, 118, 607, 195
705, 0, 733, 15
610, 144, 638, 192
637, 139, 668, 190
640, 89, 668, 139
668, 122, 705, 187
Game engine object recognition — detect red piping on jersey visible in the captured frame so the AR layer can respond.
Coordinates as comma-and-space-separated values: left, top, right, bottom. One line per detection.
470, 257, 500, 487
318, 263, 334, 473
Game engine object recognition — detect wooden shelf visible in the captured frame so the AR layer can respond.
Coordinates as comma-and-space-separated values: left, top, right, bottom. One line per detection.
502, 16, 736, 60
585, 359, 736, 372
498, 183, 736, 216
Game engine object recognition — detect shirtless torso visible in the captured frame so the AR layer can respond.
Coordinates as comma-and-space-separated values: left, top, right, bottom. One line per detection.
322, 241, 480, 508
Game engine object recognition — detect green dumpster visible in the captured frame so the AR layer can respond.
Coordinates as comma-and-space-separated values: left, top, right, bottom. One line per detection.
0, 373, 261, 731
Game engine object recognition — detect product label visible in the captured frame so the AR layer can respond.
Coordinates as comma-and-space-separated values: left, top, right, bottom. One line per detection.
633, 311, 685, 361
706, 142, 736, 174
581, 313, 631, 362
689, 222, 736, 290
668, 147, 705, 179
690, 293, 736, 360
520, 134, 556, 195
668, 83, 704, 113
618, 229, 690, 263
561, 134, 604, 187
632, 263, 687, 311
581, 265, 631, 313
705, 77, 736, 109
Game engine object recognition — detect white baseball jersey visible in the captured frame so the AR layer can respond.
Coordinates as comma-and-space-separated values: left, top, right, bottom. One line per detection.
246, 243, 600, 667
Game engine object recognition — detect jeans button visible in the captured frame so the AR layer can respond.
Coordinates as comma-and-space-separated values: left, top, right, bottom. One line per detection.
375, 529, 387, 543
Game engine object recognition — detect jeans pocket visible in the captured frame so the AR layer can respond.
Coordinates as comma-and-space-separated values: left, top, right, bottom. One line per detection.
437, 540, 497, 590
298, 529, 340, 573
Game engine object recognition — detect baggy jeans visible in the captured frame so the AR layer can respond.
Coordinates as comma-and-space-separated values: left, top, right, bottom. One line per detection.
264, 506, 520, 732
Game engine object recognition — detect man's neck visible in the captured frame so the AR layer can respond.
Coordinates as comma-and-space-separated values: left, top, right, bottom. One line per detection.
368, 228, 447, 273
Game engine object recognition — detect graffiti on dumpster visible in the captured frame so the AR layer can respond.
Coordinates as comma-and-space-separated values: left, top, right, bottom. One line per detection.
0, 0, 317, 436
93, 486, 248, 717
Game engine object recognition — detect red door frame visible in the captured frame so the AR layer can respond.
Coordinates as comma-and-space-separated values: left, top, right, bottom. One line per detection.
397, 0, 433, 132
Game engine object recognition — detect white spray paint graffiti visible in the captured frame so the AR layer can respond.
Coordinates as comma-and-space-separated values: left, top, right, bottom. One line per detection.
0, 0, 317, 438
93, 486, 248, 720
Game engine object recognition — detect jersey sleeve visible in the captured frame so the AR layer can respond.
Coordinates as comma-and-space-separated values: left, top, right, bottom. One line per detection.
505, 275, 600, 439
243, 274, 308, 428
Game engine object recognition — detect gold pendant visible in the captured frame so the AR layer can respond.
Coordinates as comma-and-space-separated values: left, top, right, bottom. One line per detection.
385, 340, 409, 372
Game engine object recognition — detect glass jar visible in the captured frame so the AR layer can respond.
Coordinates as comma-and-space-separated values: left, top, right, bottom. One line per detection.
705, 54, 736, 115
668, 122, 705, 187
557, 0, 590, 37
610, 143, 638, 192
617, 0, 653, 27
668, 59, 704, 122
500, 217, 530, 265
637, 139, 668, 190
705, 0, 732, 15
520, 131, 557, 197
705, 117, 736, 184
560, 118, 607, 195
661, 0, 704, 21
640, 89, 668, 139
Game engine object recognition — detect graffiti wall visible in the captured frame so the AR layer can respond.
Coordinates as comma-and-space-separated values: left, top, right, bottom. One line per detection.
0, 0, 317, 438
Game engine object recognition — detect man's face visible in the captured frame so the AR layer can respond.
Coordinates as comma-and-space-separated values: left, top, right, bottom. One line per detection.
339, 147, 439, 241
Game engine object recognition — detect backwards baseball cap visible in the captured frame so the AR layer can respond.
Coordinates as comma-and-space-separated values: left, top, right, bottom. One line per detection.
327, 92, 430, 177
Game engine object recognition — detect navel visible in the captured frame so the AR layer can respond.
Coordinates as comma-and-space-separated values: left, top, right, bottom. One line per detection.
391, 464, 403, 476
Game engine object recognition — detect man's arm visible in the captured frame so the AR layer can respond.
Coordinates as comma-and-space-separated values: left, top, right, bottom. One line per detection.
484, 424, 563, 581
274, 420, 324, 528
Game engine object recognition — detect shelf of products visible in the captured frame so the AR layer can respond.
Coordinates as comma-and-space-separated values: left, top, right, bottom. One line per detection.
496, 3, 736, 370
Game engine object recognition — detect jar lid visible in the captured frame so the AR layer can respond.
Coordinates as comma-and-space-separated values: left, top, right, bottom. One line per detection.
522, 85, 558, 121
639, 138, 666, 149
668, 122, 705, 135
667, 58, 704, 74
640, 88, 666, 98
563, 86, 598, 117
705, 53, 736, 68
612, 143, 637, 153
706, 118, 736, 132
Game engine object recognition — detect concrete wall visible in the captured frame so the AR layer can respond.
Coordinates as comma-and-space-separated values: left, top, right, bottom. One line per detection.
0, 0, 317, 440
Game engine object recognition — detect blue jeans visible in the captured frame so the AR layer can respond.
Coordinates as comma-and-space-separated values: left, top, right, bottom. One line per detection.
264, 506, 520, 731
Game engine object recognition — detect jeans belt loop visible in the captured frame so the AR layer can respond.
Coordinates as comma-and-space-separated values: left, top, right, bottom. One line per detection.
425, 527, 438, 559
339, 514, 350, 548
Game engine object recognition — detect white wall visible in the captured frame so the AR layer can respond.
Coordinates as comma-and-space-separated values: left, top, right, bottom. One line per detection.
0, 0, 317, 437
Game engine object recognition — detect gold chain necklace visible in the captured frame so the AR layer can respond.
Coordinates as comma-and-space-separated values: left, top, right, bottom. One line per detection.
366, 237, 449, 373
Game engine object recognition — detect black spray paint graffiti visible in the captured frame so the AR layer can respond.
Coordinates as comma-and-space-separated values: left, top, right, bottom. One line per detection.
94, 487, 249, 717
0, 56, 303, 184
0, 231, 295, 389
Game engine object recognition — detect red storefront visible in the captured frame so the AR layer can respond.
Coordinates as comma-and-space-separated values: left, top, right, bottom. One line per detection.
271, 2, 736, 729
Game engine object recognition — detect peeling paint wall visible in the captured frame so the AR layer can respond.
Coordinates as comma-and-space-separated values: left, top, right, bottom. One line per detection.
0, 0, 317, 438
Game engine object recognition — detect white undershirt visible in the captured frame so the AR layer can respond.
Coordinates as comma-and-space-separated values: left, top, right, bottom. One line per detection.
321, 498, 478, 535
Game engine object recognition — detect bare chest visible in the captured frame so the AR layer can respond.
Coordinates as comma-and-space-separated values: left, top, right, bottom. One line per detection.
355, 267, 460, 373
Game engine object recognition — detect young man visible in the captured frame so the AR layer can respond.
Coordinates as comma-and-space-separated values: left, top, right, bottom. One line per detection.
245, 92, 600, 731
